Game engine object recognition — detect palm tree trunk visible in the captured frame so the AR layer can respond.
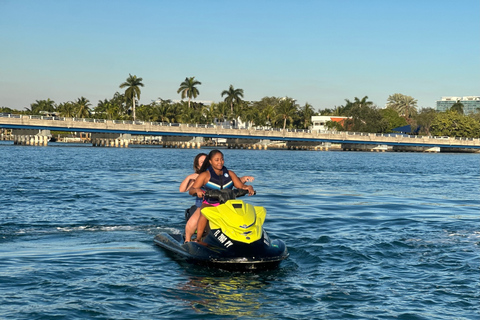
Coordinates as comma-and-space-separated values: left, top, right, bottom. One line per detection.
133, 98, 136, 121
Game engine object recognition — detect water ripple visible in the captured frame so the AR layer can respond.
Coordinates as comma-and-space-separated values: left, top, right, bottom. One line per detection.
1, 146, 479, 319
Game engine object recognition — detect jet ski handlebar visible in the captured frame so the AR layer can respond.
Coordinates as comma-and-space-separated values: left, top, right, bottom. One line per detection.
204, 189, 255, 204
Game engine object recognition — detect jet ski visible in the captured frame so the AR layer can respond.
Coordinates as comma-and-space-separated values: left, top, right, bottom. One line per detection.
154, 189, 289, 271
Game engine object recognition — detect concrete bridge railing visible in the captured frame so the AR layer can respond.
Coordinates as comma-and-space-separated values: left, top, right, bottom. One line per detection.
1, 114, 479, 149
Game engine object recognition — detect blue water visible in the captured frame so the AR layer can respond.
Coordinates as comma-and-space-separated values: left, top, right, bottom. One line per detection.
0, 142, 479, 320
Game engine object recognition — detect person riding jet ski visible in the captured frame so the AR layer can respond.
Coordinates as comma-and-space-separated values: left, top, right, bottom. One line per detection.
179, 152, 253, 242
154, 150, 288, 271
154, 188, 289, 271
186, 149, 254, 242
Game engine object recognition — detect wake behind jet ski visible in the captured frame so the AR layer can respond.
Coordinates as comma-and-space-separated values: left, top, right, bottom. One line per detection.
154, 189, 289, 271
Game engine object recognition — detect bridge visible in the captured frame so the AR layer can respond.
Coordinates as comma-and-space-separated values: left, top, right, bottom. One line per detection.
1, 114, 479, 152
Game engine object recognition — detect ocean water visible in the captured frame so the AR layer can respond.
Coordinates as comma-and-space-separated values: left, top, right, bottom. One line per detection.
0, 142, 479, 320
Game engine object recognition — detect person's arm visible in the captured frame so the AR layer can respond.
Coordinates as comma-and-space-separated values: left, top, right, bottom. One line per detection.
240, 176, 254, 183
179, 173, 199, 192
230, 170, 255, 195
189, 172, 209, 198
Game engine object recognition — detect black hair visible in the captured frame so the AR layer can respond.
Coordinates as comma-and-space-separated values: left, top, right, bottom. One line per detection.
198, 149, 224, 173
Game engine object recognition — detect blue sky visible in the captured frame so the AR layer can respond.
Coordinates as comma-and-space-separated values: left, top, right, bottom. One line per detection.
1, 0, 479, 111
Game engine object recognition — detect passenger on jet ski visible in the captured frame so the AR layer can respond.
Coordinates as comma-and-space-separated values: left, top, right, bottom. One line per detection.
187, 149, 255, 242
179, 152, 254, 242
179, 153, 207, 194
153, 187, 288, 271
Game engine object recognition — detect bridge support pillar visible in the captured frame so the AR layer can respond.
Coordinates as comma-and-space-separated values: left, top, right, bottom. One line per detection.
161, 136, 204, 148
12, 129, 51, 146
286, 141, 331, 151
393, 145, 440, 153
226, 138, 270, 150
341, 143, 388, 152
92, 133, 131, 148
1, 129, 13, 141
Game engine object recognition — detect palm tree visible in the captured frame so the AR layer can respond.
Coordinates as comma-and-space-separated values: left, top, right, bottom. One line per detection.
153, 99, 174, 123
177, 77, 201, 108
300, 103, 315, 129
276, 97, 297, 131
242, 103, 259, 128
75, 97, 91, 118
353, 96, 374, 109
212, 102, 229, 124
28, 99, 56, 115
57, 101, 75, 117
135, 104, 156, 121
386, 93, 418, 118
119, 74, 144, 120
93, 99, 110, 119
221, 85, 244, 114
262, 104, 276, 127
253, 96, 280, 127
106, 103, 120, 120
109, 92, 127, 116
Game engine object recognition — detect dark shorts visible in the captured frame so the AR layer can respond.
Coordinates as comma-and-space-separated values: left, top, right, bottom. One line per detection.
184, 205, 197, 222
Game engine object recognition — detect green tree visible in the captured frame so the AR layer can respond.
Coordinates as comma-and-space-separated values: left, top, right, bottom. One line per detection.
379, 108, 408, 132
28, 99, 56, 115
135, 104, 156, 122
57, 101, 75, 117
339, 96, 374, 117
299, 102, 316, 129
241, 103, 259, 128
342, 98, 388, 133
386, 93, 418, 118
169, 101, 190, 123
94, 93, 125, 120
182, 101, 207, 124
276, 97, 298, 131
106, 103, 120, 120
211, 102, 229, 124
74, 97, 91, 118
203, 103, 217, 124
430, 110, 480, 138
414, 108, 437, 136
110, 92, 128, 118
319, 108, 334, 116
177, 77, 201, 109
119, 74, 144, 121
325, 120, 344, 131
153, 99, 175, 123
252, 96, 280, 127
450, 100, 464, 114
221, 85, 244, 114
261, 104, 276, 127
94, 99, 110, 119
0, 107, 17, 113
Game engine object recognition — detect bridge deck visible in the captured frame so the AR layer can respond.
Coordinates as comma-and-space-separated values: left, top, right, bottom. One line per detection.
1, 114, 479, 149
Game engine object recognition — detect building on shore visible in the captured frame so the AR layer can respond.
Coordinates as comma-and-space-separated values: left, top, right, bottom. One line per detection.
310, 116, 350, 132
436, 96, 480, 114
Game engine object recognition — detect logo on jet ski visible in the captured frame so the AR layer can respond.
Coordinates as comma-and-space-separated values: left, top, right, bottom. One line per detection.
214, 229, 233, 248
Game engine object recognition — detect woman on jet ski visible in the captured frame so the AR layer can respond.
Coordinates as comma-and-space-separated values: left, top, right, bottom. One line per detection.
180, 153, 254, 194
187, 149, 255, 242
179, 153, 207, 194
181, 152, 254, 242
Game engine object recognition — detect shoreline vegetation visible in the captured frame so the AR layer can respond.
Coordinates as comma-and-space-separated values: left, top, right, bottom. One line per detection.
1, 75, 479, 139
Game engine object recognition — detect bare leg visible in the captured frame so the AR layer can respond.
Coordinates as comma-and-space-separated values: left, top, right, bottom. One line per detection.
196, 213, 208, 242
184, 208, 201, 242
